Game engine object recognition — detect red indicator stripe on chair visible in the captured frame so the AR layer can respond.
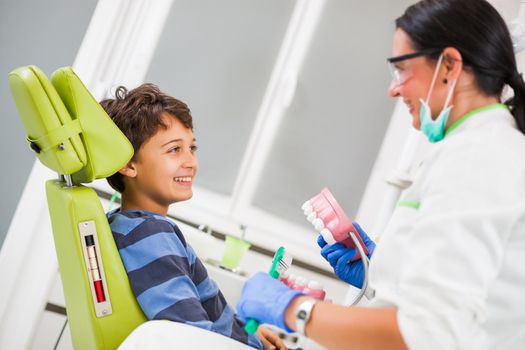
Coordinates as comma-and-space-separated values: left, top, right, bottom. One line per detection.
84, 234, 106, 303
94, 280, 106, 302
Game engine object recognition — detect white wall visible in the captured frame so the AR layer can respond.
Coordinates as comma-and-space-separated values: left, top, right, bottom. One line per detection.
0, 0, 98, 248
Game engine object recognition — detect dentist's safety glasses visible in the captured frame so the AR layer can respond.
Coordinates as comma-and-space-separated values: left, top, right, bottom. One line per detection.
302, 187, 368, 262
387, 48, 442, 86
388, 60, 413, 86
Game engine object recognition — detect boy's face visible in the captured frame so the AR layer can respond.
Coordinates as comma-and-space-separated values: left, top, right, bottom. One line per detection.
123, 113, 198, 213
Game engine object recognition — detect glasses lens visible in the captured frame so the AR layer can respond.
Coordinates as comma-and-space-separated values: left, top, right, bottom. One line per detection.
388, 62, 402, 85
388, 62, 414, 86
387, 48, 441, 86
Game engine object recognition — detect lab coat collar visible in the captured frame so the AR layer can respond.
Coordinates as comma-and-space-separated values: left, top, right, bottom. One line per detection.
443, 103, 513, 139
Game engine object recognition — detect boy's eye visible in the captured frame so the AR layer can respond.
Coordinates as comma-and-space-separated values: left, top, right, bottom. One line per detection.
167, 145, 197, 153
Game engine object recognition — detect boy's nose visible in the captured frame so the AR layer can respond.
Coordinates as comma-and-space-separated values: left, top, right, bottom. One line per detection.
183, 152, 198, 169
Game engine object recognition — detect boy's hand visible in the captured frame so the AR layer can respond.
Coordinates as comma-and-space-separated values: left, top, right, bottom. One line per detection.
256, 326, 287, 350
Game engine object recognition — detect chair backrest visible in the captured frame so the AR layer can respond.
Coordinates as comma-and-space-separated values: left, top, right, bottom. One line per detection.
8, 65, 147, 349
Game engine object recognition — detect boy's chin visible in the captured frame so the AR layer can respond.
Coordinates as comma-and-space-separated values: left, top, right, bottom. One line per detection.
173, 192, 193, 202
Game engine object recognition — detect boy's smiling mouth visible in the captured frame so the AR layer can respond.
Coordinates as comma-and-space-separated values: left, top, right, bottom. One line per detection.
174, 176, 193, 183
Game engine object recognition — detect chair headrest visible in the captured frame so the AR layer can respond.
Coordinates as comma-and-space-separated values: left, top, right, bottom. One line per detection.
9, 65, 133, 183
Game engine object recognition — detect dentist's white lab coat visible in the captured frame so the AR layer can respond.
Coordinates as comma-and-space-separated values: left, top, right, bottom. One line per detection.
369, 104, 525, 350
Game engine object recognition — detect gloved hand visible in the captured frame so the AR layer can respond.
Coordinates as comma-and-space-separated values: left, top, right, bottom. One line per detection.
237, 272, 303, 332
318, 221, 375, 288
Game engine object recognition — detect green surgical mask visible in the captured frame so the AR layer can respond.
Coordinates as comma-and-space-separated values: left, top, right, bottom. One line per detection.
419, 54, 457, 143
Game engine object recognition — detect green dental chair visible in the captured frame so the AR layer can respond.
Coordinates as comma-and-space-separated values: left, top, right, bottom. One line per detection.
8, 65, 147, 349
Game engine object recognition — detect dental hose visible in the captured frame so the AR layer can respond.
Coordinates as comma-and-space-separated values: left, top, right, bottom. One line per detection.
347, 231, 372, 306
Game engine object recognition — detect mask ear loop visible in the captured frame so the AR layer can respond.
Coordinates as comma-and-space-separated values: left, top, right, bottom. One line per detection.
425, 53, 444, 103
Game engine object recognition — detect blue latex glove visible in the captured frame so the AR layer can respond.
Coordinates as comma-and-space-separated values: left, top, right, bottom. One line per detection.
318, 221, 375, 288
237, 272, 303, 332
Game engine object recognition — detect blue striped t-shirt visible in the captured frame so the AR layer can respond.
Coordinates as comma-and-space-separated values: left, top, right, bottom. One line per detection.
107, 209, 262, 349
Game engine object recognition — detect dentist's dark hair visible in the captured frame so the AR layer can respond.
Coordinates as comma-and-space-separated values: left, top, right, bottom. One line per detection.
100, 83, 193, 193
396, 0, 525, 134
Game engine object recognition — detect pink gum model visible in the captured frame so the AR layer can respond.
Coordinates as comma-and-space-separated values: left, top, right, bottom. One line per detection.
303, 187, 368, 262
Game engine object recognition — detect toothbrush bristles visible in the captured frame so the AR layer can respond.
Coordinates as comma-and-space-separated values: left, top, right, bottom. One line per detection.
277, 252, 293, 273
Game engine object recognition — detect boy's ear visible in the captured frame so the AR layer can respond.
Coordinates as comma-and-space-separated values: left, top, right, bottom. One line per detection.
118, 161, 137, 178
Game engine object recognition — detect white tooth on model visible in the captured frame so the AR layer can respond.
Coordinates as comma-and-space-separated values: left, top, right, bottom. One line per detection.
301, 200, 311, 211
321, 228, 336, 245
307, 212, 317, 223
304, 205, 313, 216
312, 218, 324, 231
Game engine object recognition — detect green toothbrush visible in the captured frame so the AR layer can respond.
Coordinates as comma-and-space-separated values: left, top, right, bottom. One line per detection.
244, 246, 293, 334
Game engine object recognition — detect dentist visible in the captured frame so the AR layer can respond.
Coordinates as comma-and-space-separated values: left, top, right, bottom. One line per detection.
237, 0, 525, 349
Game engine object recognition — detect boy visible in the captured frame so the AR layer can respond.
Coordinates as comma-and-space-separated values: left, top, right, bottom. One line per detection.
100, 84, 285, 350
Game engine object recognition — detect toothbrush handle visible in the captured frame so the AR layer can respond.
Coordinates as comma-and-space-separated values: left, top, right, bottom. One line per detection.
244, 246, 286, 334
244, 318, 260, 334
243, 270, 274, 334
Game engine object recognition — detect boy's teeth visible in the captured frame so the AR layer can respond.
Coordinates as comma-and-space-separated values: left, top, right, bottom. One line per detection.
175, 177, 191, 182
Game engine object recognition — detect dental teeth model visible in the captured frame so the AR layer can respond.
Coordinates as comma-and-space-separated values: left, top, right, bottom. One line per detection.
279, 271, 327, 301
302, 187, 369, 262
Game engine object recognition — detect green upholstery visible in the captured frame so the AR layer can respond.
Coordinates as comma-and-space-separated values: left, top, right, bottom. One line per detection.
9, 66, 86, 174
46, 182, 146, 349
51, 67, 132, 183
8, 65, 147, 349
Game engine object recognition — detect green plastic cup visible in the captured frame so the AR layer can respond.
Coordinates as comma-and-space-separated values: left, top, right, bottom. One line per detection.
220, 235, 251, 270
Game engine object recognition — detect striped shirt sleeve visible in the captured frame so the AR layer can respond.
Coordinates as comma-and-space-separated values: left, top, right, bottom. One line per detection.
108, 210, 262, 349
